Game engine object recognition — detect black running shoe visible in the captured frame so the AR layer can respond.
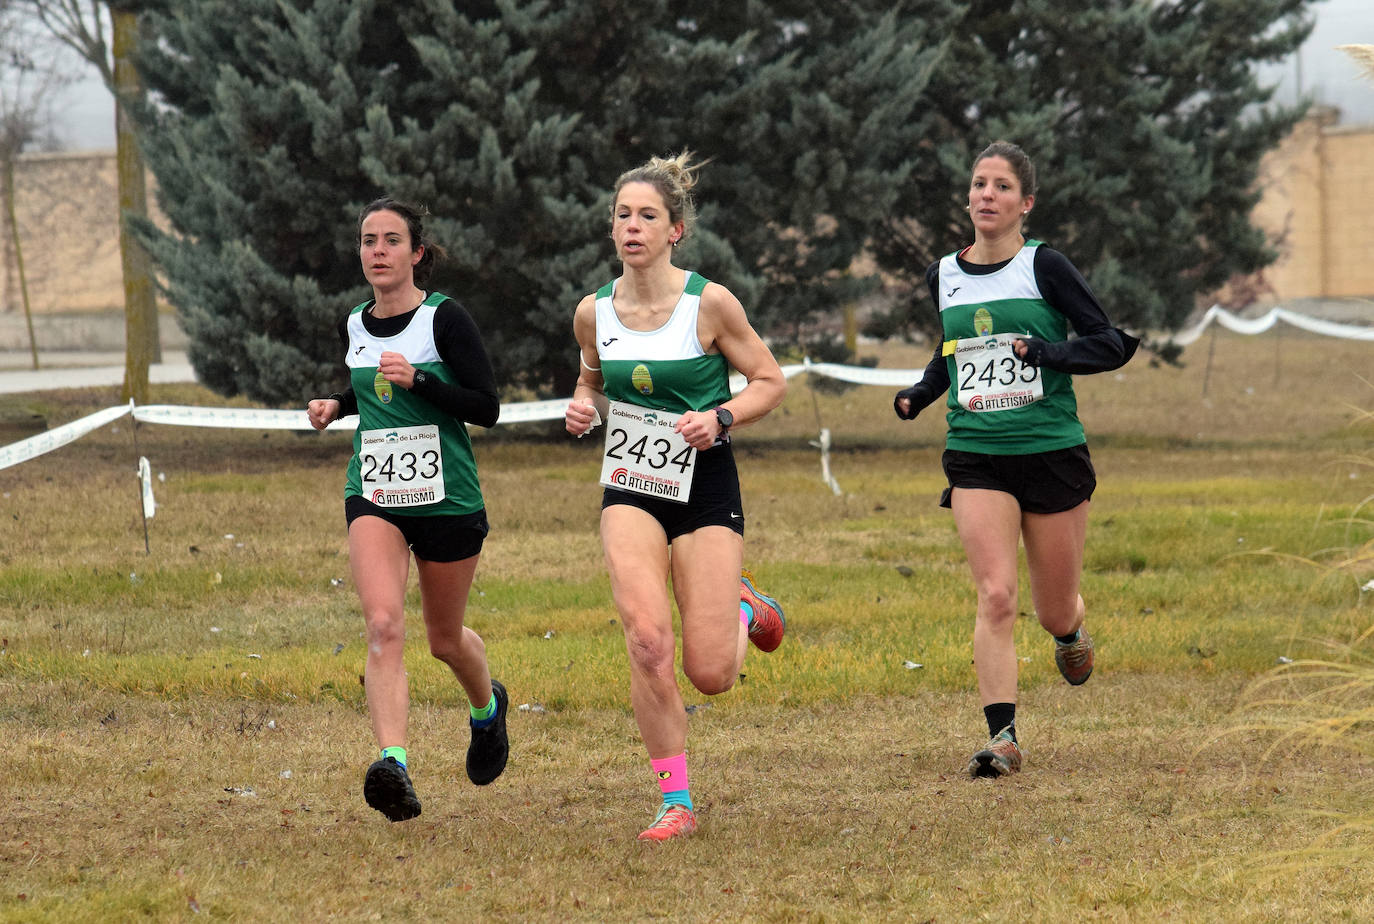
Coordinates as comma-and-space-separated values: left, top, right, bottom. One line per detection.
466, 679, 509, 785
363, 756, 422, 822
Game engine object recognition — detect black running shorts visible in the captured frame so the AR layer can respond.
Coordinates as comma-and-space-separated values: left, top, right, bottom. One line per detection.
939, 444, 1095, 514
345, 495, 489, 562
602, 441, 745, 540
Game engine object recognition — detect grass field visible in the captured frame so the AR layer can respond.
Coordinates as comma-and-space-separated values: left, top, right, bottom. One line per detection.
1, 329, 1372, 921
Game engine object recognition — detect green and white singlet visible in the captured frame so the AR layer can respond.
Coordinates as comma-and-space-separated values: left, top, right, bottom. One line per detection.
343, 293, 484, 515
595, 271, 731, 414
937, 241, 1085, 455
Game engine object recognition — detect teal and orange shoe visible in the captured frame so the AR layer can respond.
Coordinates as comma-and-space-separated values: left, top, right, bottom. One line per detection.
741, 570, 785, 653
636, 803, 698, 842
1054, 627, 1095, 686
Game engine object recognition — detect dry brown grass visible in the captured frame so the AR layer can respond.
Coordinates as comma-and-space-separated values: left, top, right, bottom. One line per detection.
1, 328, 1372, 921
6, 674, 1373, 922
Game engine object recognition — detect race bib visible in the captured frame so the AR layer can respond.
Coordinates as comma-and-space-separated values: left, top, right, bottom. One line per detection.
598, 400, 695, 504
359, 425, 444, 507
953, 334, 1044, 412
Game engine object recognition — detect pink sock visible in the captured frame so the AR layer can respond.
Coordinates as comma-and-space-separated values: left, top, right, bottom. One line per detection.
740, 603, 750, 626
651, 753, 689, 795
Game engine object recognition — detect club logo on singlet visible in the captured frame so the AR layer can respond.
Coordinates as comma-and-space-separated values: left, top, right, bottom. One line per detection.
373, 371, 393, 404
631, 363, 654, 396
973, 308, 994, 336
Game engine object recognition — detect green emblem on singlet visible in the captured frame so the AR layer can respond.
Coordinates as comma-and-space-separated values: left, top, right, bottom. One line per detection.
631, 364, 654, 396
973, 308, 993, 336
373, 371, 393, 404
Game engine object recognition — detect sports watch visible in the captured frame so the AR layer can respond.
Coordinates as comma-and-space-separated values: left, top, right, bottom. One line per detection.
412, 369, 429, 390
713, 406, 733, 433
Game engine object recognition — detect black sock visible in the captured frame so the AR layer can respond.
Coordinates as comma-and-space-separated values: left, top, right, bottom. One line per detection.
1055, 629, 1080, 645
983, 703, 1016, 740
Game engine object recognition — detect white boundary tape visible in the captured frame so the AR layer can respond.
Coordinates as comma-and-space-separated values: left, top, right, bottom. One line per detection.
1173, 304, 1374, 346
2, 304, 1368, 472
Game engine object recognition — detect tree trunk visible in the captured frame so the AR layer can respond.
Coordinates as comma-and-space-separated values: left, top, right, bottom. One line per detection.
3, 156, 39, 370
114, 5, 157, 404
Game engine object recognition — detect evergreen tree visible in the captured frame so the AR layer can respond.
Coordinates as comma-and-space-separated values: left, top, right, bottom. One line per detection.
132, 0, 954, 404
868, 0, 1316, 341
131, 0, 1312, 407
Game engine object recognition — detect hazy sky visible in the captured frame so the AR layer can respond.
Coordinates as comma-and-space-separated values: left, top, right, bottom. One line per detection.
49, 0, 1374, 153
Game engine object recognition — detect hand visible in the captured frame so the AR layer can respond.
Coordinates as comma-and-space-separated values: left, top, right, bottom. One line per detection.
1013, 337, 1045, 366
893, 386, 922, 421
673, 409, 721, 451
307, 398, 339, 431
565, 399, 598, 437
377, 351, 417, 388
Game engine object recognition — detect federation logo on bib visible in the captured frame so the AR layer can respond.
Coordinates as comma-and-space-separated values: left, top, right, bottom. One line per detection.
631, 364, 654, 395
973, 308, 993, 336
373, 371, 393, 404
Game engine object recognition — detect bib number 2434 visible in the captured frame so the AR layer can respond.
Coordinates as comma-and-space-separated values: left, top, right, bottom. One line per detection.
598, 401, 695, 504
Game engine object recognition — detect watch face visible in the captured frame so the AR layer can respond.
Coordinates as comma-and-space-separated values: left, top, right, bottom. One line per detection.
716, 407, 733, 429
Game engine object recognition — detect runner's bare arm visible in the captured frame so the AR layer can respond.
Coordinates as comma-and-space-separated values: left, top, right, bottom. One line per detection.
566, 294, 608, 437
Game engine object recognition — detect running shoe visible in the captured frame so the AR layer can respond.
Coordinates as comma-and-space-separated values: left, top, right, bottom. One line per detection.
636, 803, 698, 842
741, 570, 785, 653
1055, 626, 1095, 686
466, 679, 509, 785
967, 726, 1022, 778
364, 756, 422, 821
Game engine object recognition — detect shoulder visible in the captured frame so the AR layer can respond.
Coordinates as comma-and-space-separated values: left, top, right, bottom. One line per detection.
699, 278, 744, 315
924, 261, 942, 286
431, 294, 476, 326
1031, 244, 1079, 275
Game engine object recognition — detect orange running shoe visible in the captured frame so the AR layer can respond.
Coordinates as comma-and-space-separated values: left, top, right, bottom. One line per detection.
967, 726, 1023, 779
637, 803, 698, 842
741, 570, 785, 653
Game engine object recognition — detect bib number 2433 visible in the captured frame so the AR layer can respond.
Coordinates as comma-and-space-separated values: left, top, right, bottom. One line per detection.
359, 424, 444, 507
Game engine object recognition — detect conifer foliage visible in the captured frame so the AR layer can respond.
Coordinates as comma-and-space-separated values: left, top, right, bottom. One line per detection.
130, 1, 1314, 405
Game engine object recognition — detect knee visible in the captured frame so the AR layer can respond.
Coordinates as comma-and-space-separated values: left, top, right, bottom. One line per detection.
975, 584, 1019, 625
428, 633, 463, 666
684, 658, 736, 696
624, 621, 676, 680
364, 610, 405, 654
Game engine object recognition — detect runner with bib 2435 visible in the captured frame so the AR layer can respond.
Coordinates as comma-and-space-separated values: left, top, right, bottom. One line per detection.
893, 141, 1139, 781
